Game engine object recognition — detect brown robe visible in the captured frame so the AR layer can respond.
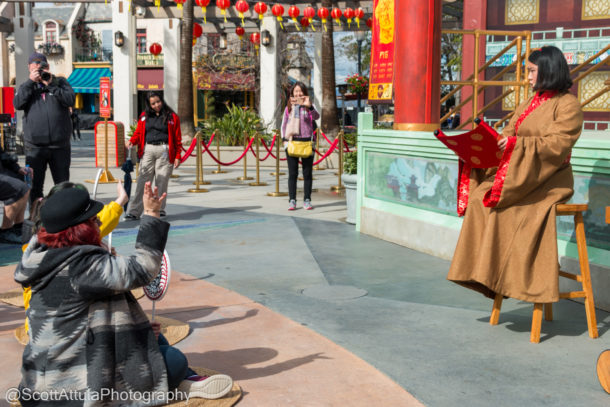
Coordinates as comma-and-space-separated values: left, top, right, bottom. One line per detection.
447, 92, 583, 303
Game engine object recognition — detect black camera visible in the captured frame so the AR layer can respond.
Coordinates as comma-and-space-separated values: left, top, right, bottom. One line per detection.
38, 63, 51, 82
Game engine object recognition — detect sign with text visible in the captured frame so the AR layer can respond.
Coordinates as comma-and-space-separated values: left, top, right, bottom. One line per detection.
368, 0, 395, 104
99, 77, 111, 118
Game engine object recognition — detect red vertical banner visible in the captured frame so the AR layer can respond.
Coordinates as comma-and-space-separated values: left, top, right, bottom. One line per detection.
368, 0, 395, 104
99, 77, 112, 118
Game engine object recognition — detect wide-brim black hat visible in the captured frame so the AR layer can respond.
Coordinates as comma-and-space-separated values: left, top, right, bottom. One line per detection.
41, 187, 104, 233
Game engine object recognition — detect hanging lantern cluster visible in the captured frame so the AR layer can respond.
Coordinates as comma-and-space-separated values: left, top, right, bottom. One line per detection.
235, 0, 249, 26
216, 0, 230, 23
196, 0, 210, 24
271, 4, 284, 30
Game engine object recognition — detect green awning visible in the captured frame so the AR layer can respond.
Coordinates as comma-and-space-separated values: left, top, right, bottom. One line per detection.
67, 68, 112, 93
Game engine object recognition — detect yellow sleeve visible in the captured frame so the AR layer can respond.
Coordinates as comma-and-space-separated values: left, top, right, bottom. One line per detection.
97, 201, 124, 238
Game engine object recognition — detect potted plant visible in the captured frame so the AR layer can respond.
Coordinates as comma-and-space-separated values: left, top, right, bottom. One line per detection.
343, 150, 358, 225
346, 73, 369, 96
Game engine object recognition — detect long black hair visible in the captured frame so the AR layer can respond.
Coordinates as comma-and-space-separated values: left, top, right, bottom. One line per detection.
144, 91, 175, 123
286, 81, 310, 113
528, 46, 573, 93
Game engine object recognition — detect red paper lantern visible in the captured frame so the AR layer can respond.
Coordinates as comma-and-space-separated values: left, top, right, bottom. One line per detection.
271, 4, 284, 29
235, 26, 245, 40
303, 6, 316, 32
288, 6, 300, 31
250, 32, 260, 54
331, 7, 342, 27
235, 0, 249, 26
149, 42, 162, 56
344, 7, 354, 28
195, 0, 210, 24
253, 2, 267, 20
317, 7, 329, 32
300, 16, 310, 30
366, 17, 373, 29
174, 0, 186, 10
354, 8, 365, 28
193, 22, 203, 38
216, 0, 231, 23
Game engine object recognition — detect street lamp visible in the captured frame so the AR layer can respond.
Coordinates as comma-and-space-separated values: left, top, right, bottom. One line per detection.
354, 30, 366, 112
337, 84, 348, 128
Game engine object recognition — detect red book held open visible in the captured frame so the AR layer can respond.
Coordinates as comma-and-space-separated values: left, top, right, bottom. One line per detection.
434, 119, 503, 168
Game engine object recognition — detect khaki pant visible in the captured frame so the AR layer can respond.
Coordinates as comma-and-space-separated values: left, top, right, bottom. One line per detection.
127, 144, 173, 216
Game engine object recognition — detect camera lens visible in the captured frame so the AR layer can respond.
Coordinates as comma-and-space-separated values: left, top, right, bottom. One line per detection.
39, 70, 51, 81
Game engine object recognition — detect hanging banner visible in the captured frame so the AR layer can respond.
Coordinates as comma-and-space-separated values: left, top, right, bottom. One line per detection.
368, 0, 395, 104
99, 77, 111, 118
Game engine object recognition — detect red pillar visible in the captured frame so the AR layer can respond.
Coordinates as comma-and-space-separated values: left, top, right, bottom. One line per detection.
461, 0, 487, 123
393, 0, 442, 131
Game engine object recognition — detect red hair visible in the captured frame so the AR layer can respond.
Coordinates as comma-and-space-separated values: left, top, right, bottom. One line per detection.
37, 217, 101, 248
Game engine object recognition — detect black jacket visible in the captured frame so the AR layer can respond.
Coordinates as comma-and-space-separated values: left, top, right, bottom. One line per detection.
14, 76, 75, 149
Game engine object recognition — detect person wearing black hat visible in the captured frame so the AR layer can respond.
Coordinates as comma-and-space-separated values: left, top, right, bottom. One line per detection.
14, 182, 233, 404
13, 52, 75, 203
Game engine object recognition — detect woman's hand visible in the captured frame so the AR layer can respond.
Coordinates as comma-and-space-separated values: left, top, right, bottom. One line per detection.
151, 321, 161, 339
125, 140, 133, 149
142, 182, 166, 218
497, 137, 508, 152
173, 158, 181, 169
301, 96, 311, 108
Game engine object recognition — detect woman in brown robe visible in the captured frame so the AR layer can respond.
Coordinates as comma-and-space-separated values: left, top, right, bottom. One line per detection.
447, 46, 583, 303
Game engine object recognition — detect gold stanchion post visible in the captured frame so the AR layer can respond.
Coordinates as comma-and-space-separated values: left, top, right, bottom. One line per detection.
237, 132, 253, 181
212, 129, 227, 174
191, 131, 210, 185
331, 130, 345, 191
187, 132, 209, 193
270, 133, 285, 176
249, 133, 267, 186
267, 132, 288, 197
313, 128, 326, 171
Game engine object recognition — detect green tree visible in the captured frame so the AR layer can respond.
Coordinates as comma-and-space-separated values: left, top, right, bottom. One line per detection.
337, 33, 372, 76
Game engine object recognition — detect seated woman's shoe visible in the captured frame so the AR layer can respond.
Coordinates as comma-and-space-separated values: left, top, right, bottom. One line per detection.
177, 374, 233, 399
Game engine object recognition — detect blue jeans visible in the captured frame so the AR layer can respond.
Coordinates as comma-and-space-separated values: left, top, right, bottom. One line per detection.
158, 334, 196, 389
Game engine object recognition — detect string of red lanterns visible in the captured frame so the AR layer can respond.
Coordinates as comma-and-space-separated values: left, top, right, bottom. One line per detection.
317, 7, 329, 32
303, 6, 316, 32
331, 7, 342, 27
253, 2, 267, 21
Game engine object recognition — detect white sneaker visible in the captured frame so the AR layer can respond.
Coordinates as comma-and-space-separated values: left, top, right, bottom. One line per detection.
177, 374, 233, 400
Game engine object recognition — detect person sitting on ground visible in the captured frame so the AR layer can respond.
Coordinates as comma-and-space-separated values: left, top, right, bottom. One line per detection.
0, 146, 31, 244
15, 182, 232, 406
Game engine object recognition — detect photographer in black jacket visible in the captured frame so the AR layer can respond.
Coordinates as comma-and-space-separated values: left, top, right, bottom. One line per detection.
14, 52, 75, 202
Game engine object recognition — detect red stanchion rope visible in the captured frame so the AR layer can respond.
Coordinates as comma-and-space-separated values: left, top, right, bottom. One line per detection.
201, 136, 256, 166
248, 135, 276, 161
180, 132, 215, 157
319, 130, 352, 153
260, 135, 287, 161
179, 137, 198, 164
312, 138, 339, 166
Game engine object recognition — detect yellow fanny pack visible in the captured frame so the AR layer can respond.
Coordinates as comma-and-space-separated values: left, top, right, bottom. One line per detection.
287, 140, 313, 158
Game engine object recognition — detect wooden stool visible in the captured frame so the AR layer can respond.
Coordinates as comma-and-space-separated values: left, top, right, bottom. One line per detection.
489, 203, 598, 343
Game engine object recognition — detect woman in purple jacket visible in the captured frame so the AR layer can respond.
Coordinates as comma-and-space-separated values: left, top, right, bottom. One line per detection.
280, 82, 320, 210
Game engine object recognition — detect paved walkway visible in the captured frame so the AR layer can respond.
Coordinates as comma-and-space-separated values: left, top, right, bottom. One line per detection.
1, 132, 609, 406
